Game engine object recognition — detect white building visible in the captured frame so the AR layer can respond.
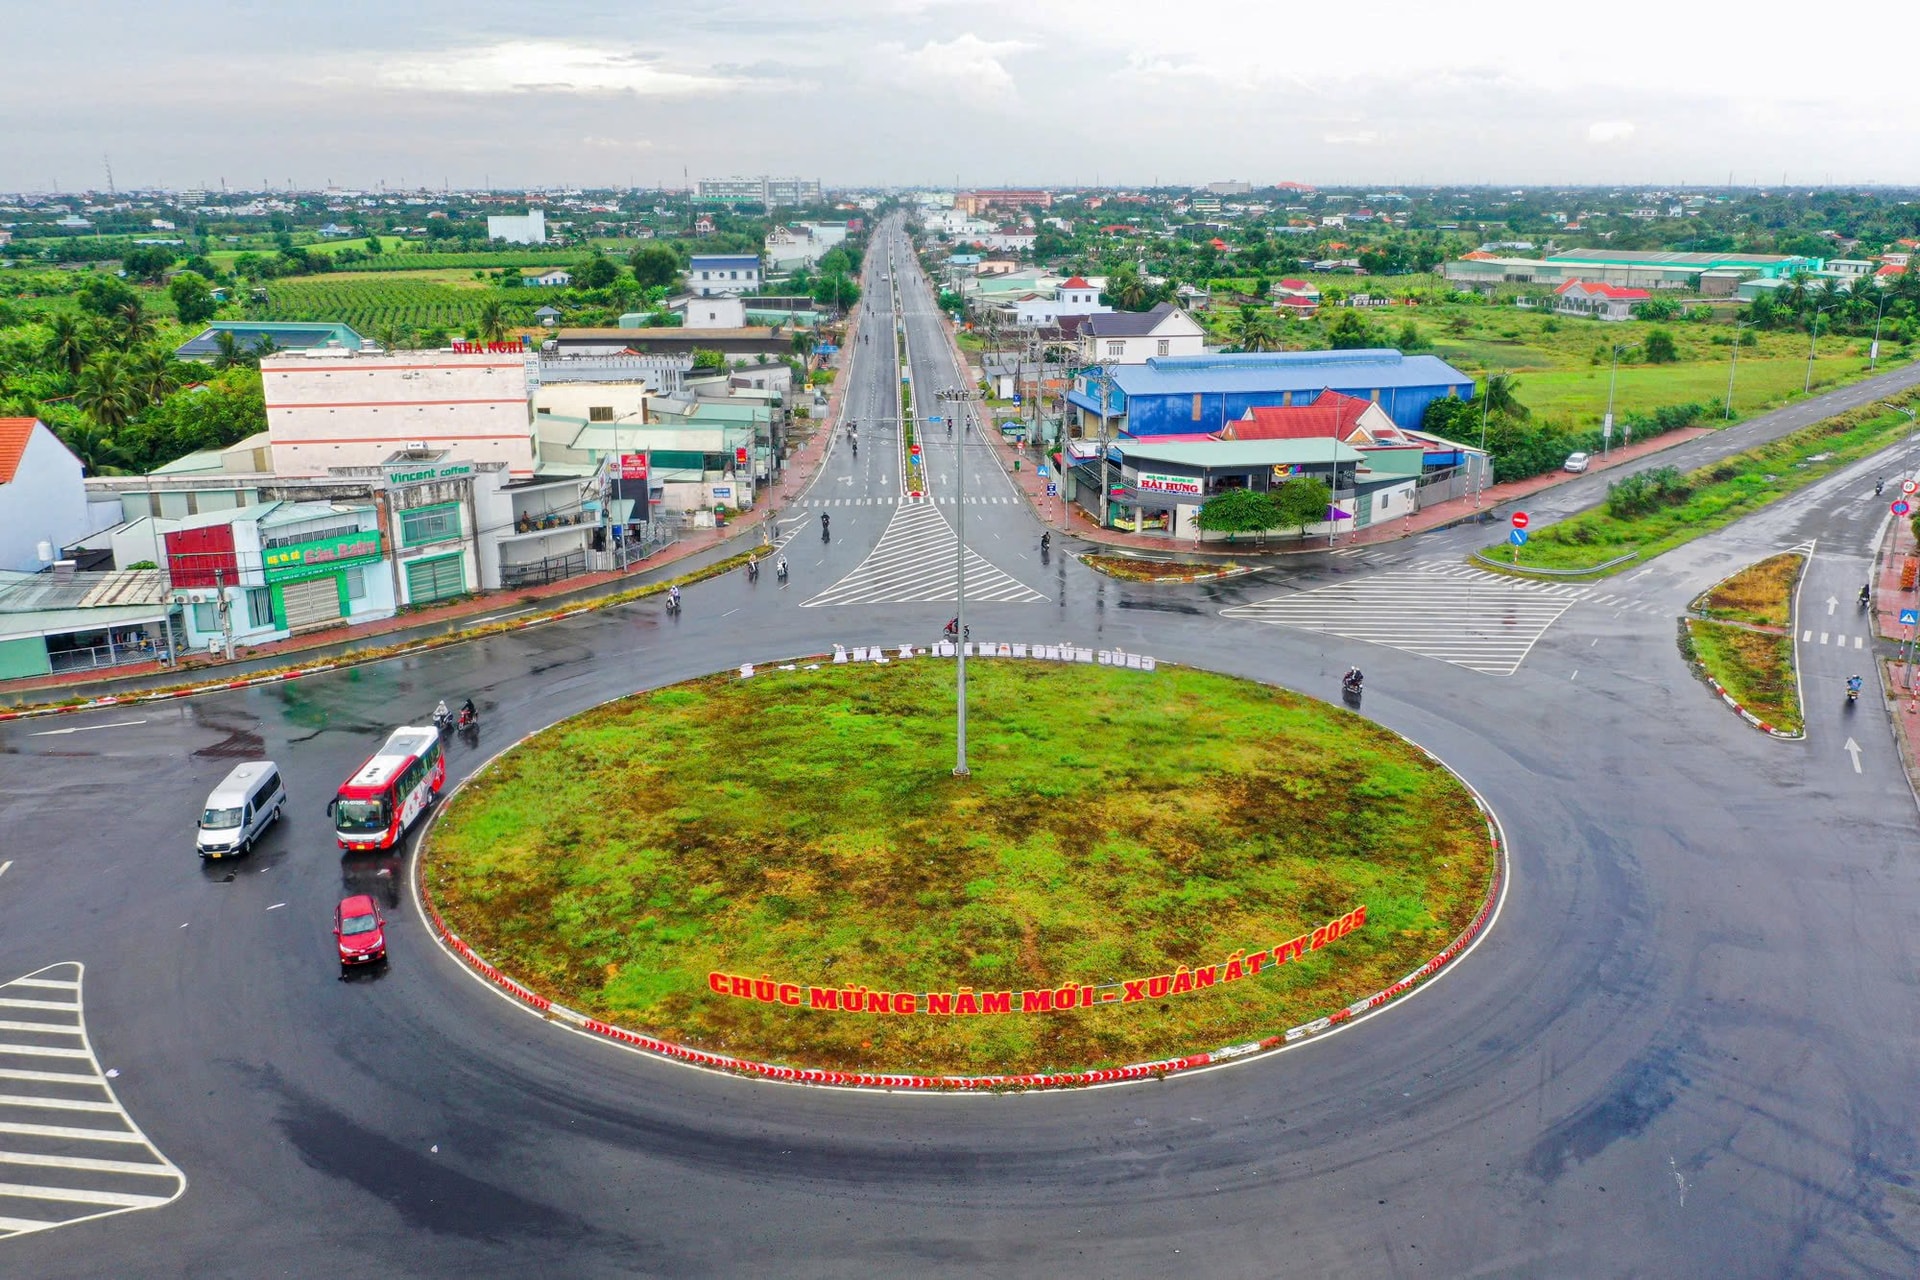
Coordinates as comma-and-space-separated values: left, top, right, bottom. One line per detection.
1011, 276, 1111, 327
1079, 304, 1208, 364
0, 418, 93, 573
677, 297, 747, 330
487, 209, 547, 244
261, 347, 537, 479
527, 269, 571, 287
688, 255, 762, 297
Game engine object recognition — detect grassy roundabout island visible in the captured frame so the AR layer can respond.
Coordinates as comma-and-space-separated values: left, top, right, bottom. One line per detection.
424, 660, 1497, 1078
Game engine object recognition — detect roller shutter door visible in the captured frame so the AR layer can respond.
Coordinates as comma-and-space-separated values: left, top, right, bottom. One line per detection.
406, 555, 466, 604
280, 577, 343, 632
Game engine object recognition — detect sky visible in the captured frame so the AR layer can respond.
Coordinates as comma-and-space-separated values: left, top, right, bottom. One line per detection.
7, 0, 1919, 192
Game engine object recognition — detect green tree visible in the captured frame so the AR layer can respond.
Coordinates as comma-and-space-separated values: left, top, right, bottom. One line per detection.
1396, 319, 1429, 351
126, 345, 182, 406
120, 246, 177, 283
1272, 475, 1334, 536
574, 252, 621, 290
629, 242, 682, 290
364, 233, 384, 256
476, 300, 509, 343
168, 270, 218, 326
44, 313, 97, 380
120, 369, 268, 469
1324, 310, 1383, 349
53, 417, 127, 476
1194, 487, 1280, 541
75, 352, 138, 432
691, 348, 729, 371
1644, 328, 1678, 364
75, 274, 139, 319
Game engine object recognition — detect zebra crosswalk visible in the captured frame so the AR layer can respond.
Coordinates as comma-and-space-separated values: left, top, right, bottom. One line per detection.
1222, 560, 1652, 676
0, 963, 185, 1240
799, 495, 1024, 506
803, 501, 1046, 608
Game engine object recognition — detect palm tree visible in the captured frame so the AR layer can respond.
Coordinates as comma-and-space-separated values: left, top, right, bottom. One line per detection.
476, 300, 508, 343
56, 419, 127, 476
75, 352, 138, 432
250, 334, 279, 361
211, 329, 250, 371
126, 345, 182, 406
1105, 262, 1149, 311
45, 313, 95, 380
1231, 305, 1281, 353
1482, 372, 1529, 421
113, 297, 155, 350
375, 324, 404, 353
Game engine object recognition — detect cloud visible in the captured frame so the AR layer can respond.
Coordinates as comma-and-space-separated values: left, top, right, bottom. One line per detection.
1323, 130, 1383, 146
875, 34, 1029, 105
350, 42, 750, 96
1587, 120, 1636, 144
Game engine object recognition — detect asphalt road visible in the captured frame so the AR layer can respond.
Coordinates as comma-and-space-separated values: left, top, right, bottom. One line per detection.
6, 218, 1920, 1277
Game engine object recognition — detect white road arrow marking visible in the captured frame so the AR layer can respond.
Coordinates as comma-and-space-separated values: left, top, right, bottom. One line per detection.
28, 719, 148, 737
0, 861, 10, 880
1826, 596, 1838, 615
1845, 738, 1864, 773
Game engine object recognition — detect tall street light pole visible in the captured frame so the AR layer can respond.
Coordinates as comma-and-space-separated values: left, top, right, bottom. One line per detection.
937, 384, 982, 778
1871, 293, 1890, 372
1604, 344, 1635, 459
1805, 307, 1833, 395
1725, 319, 1752, 421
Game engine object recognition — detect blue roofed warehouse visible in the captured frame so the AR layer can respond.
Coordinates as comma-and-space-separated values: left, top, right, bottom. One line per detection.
1065, 349, 1476, 439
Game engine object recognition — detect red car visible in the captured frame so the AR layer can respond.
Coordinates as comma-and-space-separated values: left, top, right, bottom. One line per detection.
334, 894, 388, 971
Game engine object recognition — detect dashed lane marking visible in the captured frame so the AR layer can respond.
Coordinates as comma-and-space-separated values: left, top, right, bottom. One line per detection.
0, 964, 185, 1241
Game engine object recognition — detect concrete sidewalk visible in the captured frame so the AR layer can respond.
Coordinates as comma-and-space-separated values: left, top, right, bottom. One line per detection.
1869, 506, 1920, 799
1, 311, 861, 708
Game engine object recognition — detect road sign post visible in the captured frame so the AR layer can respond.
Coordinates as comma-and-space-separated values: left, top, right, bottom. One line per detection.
1508, 526, 1528, 564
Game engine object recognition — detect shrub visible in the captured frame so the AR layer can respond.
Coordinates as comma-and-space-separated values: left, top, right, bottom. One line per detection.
1644, 329, 1679, 363
1605, 465, 1691, 518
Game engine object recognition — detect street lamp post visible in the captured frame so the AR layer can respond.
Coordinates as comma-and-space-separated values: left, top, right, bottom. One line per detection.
1604, 345, 1634, 459
1725, 319, 1753, 421
937, 384, 983, 778
1871, 294, 1890, 372
1804, 307, 1833, 395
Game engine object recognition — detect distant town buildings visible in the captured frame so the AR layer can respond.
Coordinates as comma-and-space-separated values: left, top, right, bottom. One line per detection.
688, 254, 763, 297
954, 190, 1053, 215
696, 176, 823, 206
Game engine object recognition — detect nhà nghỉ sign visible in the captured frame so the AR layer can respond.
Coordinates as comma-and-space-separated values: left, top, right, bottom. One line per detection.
1136, 471, 1203, 496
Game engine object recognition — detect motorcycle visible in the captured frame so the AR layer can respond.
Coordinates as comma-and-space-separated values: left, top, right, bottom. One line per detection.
1847, 676, 1863, 705
665, 590, 682, 615
821, 513, 831, 541
432, 705, 455, 733
747, 558, 760, 583
776, 560, 789, 583
1341, 670, 1364, 704
1860, 585, 1872, 611
456, 704, 478, 731
943, 619, 971, 643
1040, 532, 1052, 557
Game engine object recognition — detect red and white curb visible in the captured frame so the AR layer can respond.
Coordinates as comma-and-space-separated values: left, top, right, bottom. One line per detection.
409, 676, 1511, 1093
1699, 671, 1802, 740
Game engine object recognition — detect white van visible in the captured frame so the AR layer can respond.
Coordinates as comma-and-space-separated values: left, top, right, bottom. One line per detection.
197, 761, 286, 859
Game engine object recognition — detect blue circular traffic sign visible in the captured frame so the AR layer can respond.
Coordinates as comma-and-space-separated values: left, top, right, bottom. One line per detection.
1508, 528, 1529, 546
1893, 500, 1911, 516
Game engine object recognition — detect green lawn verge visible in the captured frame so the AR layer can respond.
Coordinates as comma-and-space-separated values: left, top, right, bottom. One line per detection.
1490, 395, 1920, 574
1684, 619, 1803, 734
425, 661, 1495, 1077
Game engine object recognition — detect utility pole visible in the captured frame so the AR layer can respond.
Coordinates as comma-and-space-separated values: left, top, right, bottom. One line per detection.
1805, 308, 1832, 394
212, 567, 234, 661
1725, 320, 1751, 420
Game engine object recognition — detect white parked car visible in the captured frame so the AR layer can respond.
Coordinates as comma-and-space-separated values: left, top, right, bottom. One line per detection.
1564, 452, 1591, 473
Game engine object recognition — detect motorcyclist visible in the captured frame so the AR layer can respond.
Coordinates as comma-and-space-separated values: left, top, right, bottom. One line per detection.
459, 698, 477, 727
1876, 478, 1886, 496
1848, 673, 1864, 699
1860, 583, 1872, 607
776, 555, 789, 579
1343, 667, 1364, 692
434, 698, 451, 727
748, 554, 759, 581
821, 512, 830, 535
1040, 531, 1052, 553
667, 584, 681, 611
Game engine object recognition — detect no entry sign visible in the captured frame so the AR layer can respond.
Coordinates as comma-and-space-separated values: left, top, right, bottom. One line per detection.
1511, 511, 1530, 529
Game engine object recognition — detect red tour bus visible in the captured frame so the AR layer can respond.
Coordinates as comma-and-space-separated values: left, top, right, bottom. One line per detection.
332, 726, 446, 852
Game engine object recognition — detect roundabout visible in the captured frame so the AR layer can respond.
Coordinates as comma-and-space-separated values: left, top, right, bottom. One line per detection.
419, 657, 1503, 1085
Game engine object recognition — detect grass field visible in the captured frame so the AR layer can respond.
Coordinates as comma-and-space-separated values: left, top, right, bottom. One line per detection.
1686, 620, 1803, 733
425, 661, 1495, 1076
1491, 397, 1920, 574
